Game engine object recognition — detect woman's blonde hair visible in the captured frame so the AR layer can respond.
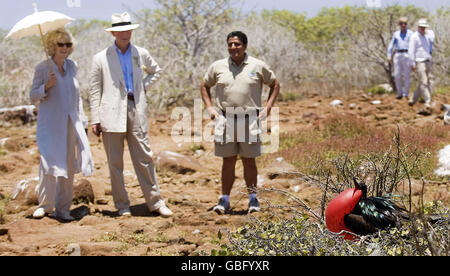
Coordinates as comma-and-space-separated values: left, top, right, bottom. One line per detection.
44, 28, 74, 57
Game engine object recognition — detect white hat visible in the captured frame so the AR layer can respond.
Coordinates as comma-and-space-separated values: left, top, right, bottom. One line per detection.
398, 17, 408, 23
417, 18, 429, 28
105, 12, 139, 32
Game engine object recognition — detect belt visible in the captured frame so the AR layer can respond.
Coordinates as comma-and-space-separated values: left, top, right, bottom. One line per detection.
396, 49, 408, 53
127, 94, 135, 101
220, 109, 260, 118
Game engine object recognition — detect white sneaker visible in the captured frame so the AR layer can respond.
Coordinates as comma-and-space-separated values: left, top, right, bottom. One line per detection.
33, 208, 47, 219
213, 197, 230, 215
118, 207, 132, 217
156, 205, 173, 218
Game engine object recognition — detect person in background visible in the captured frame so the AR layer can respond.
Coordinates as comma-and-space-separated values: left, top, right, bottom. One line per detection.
200, 31, 280, 214
408, 18, 435, 109
30, 28, 93, 221
89, 12, 172, 218
387, 17, 413, 100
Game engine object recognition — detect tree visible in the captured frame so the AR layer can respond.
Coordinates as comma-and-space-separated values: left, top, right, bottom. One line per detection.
129, 0, 236, 109
341, 5, 428, 92
265, 5, 430, 93
430, 7, 450, 87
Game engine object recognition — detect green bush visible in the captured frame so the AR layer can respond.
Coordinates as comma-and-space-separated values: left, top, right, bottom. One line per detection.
366, 85, 391, 95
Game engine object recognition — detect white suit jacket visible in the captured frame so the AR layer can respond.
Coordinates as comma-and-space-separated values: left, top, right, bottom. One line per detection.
30, 59, 93, 178
89, 44, 162, 133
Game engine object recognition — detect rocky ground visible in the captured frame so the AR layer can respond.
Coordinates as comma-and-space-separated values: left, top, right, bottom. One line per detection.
0, 90, 449, 256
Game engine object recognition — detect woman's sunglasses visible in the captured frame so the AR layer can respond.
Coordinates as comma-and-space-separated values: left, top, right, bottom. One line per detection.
57, 42, 73, 48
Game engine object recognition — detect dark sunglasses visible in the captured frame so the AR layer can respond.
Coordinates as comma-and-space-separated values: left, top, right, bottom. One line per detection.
57, 42, 73, 48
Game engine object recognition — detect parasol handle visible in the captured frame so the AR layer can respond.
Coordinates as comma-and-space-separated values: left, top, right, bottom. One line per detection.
38, 24, 53, 74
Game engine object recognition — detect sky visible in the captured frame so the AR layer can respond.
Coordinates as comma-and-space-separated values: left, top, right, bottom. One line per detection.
2, 0, 449, 30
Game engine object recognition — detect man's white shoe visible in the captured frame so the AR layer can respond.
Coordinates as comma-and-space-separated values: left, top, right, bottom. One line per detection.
156, 205, 173, 218
118, 208, 132, 217
33, 208, 46, 219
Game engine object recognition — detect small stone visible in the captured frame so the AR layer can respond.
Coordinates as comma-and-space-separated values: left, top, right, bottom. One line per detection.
330, 99, 343, 107
66, 243, 81, 256
0, 228, 8, 236
95, 198, 109, 205
104, 188, 112, 196
215, 216, 229, 225
374, 113, 388, 121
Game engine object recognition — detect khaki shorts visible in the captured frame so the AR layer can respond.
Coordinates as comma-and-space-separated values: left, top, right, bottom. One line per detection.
215, 141, 262, 158
214, 112, 262, 158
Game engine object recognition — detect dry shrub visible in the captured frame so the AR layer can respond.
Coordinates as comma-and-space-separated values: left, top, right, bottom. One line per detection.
216, 207, 449, 256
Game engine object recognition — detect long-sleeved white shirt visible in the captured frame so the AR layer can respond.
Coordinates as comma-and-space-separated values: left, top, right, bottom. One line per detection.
408, 30, 435, 65
387, 29, 413, 57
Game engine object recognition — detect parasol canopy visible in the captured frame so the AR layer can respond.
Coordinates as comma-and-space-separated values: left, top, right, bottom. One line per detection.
5, 3, 74, 70
6, 3, 74, 39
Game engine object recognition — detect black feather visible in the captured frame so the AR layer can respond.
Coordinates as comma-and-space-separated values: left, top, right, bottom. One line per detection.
344, 179, 409, 235
344, 213, 378, 235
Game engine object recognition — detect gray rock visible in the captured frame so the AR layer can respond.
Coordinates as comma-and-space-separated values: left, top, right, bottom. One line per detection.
330, 99, 343, 107
11, 179, 38, 205
66, 243, 81, 256
73, 179, 95, 204
442, 105, 450, 125
263, 158, 298, 180
0, 105, 37, 125
371, 100, 382, 105
215, 216, 229, 225
155, 151, 202, 174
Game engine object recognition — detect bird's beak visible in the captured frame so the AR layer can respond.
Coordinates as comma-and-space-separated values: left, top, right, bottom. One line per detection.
353, 177, 361, 189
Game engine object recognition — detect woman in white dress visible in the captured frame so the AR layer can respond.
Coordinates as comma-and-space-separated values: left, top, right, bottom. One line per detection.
30, 28, 93, 221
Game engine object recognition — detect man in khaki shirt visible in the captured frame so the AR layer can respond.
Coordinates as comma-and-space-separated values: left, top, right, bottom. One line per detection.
200, 31, 280, 214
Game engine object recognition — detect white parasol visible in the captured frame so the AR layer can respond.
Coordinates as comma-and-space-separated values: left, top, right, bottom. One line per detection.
5, 3, 74, 71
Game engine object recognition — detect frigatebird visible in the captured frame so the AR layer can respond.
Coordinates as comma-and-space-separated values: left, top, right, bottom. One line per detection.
325, 178, 408, 239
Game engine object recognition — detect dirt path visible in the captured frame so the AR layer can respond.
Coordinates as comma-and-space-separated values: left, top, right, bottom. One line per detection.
0, 91, 448, 255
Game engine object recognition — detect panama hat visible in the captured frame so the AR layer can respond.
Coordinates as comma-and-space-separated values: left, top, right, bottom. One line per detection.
398, 17, 408, 23
417, 18, 429, 28
105, 12, 139, 32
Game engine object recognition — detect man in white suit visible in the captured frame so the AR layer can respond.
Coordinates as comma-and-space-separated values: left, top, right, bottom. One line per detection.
408, 18, 435, 109
387, 17, 413, 100
89, 12, 172, 218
